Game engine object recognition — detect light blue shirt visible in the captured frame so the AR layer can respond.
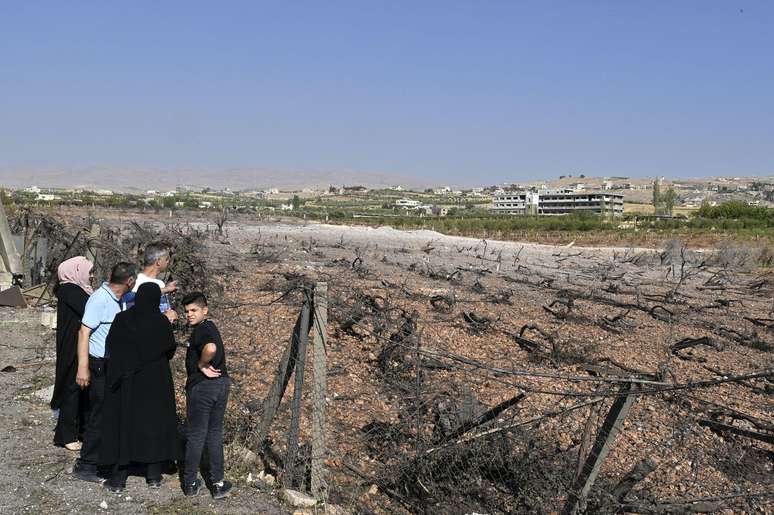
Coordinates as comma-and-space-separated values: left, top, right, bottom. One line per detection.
81, 282, 122, 358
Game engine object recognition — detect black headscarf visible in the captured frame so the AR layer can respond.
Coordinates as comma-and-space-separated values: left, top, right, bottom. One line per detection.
131, 281, 164, 321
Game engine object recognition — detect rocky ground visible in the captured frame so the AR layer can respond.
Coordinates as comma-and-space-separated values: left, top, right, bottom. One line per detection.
2, 212, 772, 514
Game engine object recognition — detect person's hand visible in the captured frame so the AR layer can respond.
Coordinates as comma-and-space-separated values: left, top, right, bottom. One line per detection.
200, 365, 221, 378
164, 280, 178, 294
76, 366, 90, 389
163, 309, 178, 323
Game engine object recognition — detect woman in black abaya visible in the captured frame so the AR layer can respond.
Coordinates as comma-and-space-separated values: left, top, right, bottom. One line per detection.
100, 282, 178, 492
51, 256, 94, 450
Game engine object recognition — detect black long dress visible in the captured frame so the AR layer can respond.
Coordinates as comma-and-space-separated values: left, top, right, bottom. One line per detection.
51, 282, 89, 445
99, 283, 178, 469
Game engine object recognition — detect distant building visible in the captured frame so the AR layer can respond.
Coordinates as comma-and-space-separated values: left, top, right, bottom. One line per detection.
490, 191, 540, 215
492, 189, 624, 217
36, 194, 60, 201
280, 203, 294, 210
394, 198, 421, 208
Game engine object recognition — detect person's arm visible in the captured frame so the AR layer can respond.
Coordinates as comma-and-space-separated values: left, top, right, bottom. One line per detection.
197, 343, 221, 378
161, 280, 177, 294
163, 325, 177, 360
75, 325, 92, 388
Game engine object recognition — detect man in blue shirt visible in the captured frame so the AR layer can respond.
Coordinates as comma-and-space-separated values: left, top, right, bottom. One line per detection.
72, 262, 137, 483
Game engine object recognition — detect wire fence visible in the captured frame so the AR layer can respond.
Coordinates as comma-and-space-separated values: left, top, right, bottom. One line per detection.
11, 209, 773, 514
221, 238, 773, 514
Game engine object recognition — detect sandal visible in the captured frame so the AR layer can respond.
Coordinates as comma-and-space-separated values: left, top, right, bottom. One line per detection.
64, 442, 82, 451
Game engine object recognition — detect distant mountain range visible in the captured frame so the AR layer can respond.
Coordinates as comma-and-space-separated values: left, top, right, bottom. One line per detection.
0, 166, 432, 192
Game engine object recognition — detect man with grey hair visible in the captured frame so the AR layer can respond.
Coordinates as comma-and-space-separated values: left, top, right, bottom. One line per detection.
133, 242, 178, 322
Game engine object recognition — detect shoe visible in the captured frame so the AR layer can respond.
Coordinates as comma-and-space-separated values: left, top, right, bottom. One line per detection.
64, 442, 82, 451
146, 478, 162, 489
104, 481, 125, 494
71, 462, 104, 483
210, 479, 232, 500
182, 480, 201, 497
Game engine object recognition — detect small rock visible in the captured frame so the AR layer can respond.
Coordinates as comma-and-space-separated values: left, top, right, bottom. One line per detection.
257, 470, 276, 485
280, 488, 317, 508
325, 504, 351, 515
247, 472, 253, 483
32, 385, 55, 403
367, 484, 378, 496
231, 444, 258, 466
99, 500, 108, 510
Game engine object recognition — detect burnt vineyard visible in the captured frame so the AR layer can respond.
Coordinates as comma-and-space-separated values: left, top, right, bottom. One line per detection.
13, 210, 774, 514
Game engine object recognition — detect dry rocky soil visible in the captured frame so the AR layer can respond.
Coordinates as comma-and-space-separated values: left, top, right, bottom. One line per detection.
1, 214, 772, 514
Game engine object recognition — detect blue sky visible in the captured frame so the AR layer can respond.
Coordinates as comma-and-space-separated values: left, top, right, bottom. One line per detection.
1, 1, 772, 184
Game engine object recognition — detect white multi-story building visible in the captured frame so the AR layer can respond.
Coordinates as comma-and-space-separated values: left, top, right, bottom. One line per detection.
492, 189, 624, 216
394, 198, 421, 208
490, 191, 540, 215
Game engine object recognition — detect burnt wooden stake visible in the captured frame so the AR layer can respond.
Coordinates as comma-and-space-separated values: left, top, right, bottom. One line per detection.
576, 401, 601, 481
440, 393, 525, 442
311, 282, 328, 500
257, 296, 312, 444
562, 384, 638, 515
284, 290, 312, 487
698, 419, 774, 444
85, 223, 101, 269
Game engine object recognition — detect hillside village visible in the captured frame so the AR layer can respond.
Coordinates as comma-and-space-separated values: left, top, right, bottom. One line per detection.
4, 175, 774, 220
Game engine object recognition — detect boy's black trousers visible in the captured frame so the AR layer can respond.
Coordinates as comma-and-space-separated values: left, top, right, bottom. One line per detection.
183, 377, 230, 486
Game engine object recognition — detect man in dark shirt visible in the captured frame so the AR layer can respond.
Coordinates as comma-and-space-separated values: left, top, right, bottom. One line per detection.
181, 292, 232, 499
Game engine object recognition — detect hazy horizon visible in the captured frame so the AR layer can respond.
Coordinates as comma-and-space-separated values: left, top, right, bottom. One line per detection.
1, 2, 773, 183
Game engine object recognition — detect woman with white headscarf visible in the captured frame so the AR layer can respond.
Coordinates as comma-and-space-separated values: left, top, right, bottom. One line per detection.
51, 256, 94, 450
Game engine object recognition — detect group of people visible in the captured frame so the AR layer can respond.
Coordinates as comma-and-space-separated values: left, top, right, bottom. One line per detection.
50, 243, 232, 498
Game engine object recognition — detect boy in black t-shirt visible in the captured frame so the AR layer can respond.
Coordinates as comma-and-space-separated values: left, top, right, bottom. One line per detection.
181, 292, 232, 499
